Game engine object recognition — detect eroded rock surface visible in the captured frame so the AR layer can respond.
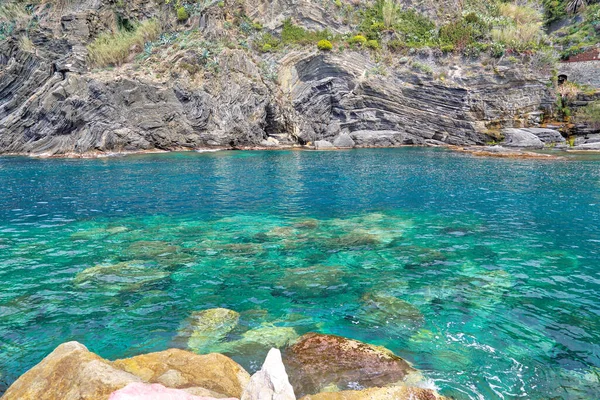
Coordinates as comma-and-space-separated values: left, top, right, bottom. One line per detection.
282, 333, 416, 397
299, 385, 449, 400
1, 342, 142, 400
0, 0, 556, 156
113, 348, 250, 398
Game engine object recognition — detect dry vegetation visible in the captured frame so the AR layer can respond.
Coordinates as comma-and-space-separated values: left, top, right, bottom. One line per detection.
87, 20, 162, 67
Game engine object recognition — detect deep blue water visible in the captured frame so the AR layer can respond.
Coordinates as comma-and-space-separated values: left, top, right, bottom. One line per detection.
1, 148, 599, 399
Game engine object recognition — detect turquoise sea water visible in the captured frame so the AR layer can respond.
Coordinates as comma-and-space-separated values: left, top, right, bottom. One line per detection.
1, 148, 599, 399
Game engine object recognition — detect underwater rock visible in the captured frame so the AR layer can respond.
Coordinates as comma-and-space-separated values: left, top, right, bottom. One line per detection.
213, 324, 299, 355
278, 265, 348, 298
177, 308, 240, 353
299, 385, 449, 400
293, 219, 320, 229
282, 333, 416, 397
358, 293, 424, 330
329, 230, 380, 248
113, 348, 249, 398
2, 341, 142, 400
109, 382, 236, 400
241, 348, 296, 400
73, 261, 170, 292
241, 325, 299, 348
127, 241, 181, 259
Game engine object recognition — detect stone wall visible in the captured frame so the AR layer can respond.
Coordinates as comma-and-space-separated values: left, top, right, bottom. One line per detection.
559, 61, 600, 88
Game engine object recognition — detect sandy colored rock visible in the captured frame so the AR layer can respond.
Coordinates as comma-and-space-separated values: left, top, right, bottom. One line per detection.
2, 341, 141, 400
283, 333, 416, 397
299, 385, 448, 400
113, 348, 250, 398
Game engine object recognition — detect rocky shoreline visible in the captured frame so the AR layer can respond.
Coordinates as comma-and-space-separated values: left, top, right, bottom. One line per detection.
1, 331, 447, 400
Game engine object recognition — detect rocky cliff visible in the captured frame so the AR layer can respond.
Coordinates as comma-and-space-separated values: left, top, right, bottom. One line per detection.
0, 0, 556, 156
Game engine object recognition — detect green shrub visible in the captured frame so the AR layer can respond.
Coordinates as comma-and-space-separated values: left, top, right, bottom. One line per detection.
412, 61, 432, 74
281, 18, 332, 45
87, 20, 161, 67
317, 39, 333, 51
348, 34, 367, 45
577, 101, 600, 129
387, 39, 404, 52
394, 10, 436, 46
490, 42, 505, 58
464, 12, 480, 24
261, 43, 272, 52
177, 6, 189, 22
439, 19, 475, 50
366, 39, 379, 49
255, 32, 281, 51
335, 0, 342, 7
440, 44, 454, 53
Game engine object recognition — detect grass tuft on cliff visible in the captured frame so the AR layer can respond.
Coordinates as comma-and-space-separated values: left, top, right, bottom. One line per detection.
87, 20, 161, 68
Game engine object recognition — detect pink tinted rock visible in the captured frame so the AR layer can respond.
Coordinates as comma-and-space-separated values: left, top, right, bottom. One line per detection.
109, 382, 238, 400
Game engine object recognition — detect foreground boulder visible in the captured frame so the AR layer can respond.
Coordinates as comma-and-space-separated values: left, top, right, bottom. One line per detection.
109, 382, 237, 399
283, 333, 416, 397
2, 342, 142, 400
113, 349, 250, 398
242, 348, 295, 400
109, 383, 236, 400
299, 385, 448, 400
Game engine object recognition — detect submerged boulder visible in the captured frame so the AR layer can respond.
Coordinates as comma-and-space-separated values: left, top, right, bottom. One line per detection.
112, 348, 250, 398
358, 292, 424, 331
2, 341, 142, 400
241, 348, 296, 400
282, 333, 416, 397
299, 385, 448, 400
73, 261, 170, 293
177, 308, 240, 353
214, 324, 299, 355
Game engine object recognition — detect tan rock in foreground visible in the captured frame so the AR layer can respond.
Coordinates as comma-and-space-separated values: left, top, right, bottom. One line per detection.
1, 341, 142, 400
299, 385, 448, 400
112, 348, 250, 398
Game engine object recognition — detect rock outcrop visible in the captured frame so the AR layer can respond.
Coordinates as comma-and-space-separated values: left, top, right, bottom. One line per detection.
3, 336, 450, 400
282, 333, 416, 397
109, 382, 237, 400
501, 128, 545, 149
113, 348, 250, 398
1, 341, 142, 400
0, 0, 556, 157
299, 385, 449, 400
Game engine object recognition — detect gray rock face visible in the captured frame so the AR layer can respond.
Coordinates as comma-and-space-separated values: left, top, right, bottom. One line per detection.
522, 128, 565, 143
501, 129, 545, 149
574, 134, 600, 146
332, 133, 355, 148
574, 142, 600, 150
314, 140, 334, 149
0, 0, 555, 156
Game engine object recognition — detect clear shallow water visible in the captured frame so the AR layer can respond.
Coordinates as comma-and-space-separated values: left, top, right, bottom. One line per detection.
0, 148, 599, 399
